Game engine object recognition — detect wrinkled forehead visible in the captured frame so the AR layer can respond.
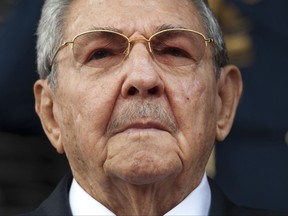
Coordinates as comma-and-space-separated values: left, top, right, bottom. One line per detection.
65, 0, 204, 37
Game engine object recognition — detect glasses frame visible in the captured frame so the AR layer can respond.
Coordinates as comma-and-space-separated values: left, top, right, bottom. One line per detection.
51, 28, 214, 68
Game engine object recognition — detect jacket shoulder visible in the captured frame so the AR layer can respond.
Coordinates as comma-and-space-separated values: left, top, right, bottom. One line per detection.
208, 178, 287, 216
19, 173, 73, 216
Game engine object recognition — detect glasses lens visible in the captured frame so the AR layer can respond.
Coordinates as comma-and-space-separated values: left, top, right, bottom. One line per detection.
150, 30, 206, 66
73, 31, 129, 68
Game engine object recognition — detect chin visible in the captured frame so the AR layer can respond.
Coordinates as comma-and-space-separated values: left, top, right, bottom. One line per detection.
106, 151, 182, 185
125, 169, 175, 185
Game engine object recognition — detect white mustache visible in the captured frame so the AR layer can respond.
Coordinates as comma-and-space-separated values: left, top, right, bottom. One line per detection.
107, 101, 178, 135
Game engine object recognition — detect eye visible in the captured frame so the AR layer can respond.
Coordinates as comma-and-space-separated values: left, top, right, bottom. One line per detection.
154, 46, 191, 59
161, 47, 190, 58
89, 49, 114, 60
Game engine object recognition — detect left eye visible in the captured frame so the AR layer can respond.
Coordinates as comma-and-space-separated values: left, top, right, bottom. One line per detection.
154, 47, 191, 58
165, 47, 189, 57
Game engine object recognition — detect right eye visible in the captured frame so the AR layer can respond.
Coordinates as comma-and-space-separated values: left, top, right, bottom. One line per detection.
89, 49, 114, 61
73, 32, 129, 67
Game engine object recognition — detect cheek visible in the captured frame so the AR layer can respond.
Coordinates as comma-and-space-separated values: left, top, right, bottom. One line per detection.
60, 72, 119, 132
170, 75, 209, 127
55, 75, 121, 170
167, 74, 217, 158
182, 78, 207, 103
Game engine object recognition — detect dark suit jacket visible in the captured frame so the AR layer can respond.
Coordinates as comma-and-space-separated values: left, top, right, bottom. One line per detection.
21, 173, 286, 216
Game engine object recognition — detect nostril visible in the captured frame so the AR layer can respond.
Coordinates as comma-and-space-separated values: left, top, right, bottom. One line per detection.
125, 86, 161, 97
128, 86, 138, 95
148, 86, 159, 95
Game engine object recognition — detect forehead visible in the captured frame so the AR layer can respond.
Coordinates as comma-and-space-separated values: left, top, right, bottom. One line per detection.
66, 0, 203, 36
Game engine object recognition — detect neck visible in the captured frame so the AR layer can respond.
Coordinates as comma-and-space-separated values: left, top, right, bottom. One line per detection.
75, 173, 204, 215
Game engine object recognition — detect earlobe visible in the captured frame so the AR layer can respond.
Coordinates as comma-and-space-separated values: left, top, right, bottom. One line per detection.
216, 65, 243, 141
34, 80, 64, 154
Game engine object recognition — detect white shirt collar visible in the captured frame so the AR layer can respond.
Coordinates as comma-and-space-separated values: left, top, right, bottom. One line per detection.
69, 174, 211, 216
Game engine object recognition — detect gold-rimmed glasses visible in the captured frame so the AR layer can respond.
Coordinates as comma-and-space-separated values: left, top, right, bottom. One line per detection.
51, 28, 213, 69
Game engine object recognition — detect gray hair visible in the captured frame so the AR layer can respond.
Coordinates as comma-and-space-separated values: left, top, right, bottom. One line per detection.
36, 0, 228, 87
36, 0, 70, 87
191, 0, 229, 77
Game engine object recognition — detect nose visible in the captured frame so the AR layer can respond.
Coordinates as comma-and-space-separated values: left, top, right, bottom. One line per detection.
121, 43, 165, 98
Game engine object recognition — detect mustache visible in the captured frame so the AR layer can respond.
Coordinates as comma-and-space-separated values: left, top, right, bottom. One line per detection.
107, 101, 178, 135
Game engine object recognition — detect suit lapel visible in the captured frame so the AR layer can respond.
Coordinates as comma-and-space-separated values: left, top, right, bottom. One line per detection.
208, 178, 236, 216
27, 172, 73, 216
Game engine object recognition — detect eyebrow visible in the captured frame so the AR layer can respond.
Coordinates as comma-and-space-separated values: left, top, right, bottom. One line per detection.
88, 26, 123, 34
88, 24, 186, 35
156, 24, 186, 32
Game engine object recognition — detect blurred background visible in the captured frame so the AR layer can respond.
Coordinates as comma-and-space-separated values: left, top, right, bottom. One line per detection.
0, 1, 68, 215
0, 0, 287, 215
209, 0, 288, 213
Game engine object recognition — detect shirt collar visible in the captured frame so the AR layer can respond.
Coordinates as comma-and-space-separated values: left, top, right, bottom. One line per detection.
69, 174, 211, 216
164, 174, 211, 215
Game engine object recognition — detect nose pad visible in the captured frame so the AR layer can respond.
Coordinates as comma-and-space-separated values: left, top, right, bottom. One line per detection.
121, 44, 164, 98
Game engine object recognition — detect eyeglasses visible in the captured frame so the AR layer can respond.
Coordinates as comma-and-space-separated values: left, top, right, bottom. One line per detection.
51, 28, 213, 69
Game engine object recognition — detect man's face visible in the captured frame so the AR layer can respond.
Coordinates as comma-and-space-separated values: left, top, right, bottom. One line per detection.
40, 0, 231, 191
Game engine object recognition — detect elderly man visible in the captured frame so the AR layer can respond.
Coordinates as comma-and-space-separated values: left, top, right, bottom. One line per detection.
21, 0, 285, 215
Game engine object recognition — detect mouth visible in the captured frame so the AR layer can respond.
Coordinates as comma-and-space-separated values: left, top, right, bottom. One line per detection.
125, 121, 167, 131
106, 101, 178, 136
114, 119, 170, 135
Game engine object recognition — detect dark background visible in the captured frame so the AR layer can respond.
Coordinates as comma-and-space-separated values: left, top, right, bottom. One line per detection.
214, 0, 288, 212
0, 1, 68, 215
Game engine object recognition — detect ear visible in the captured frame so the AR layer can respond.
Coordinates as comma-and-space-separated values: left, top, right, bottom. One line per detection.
216, 65, 243, 141
34, 80, 64, 153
